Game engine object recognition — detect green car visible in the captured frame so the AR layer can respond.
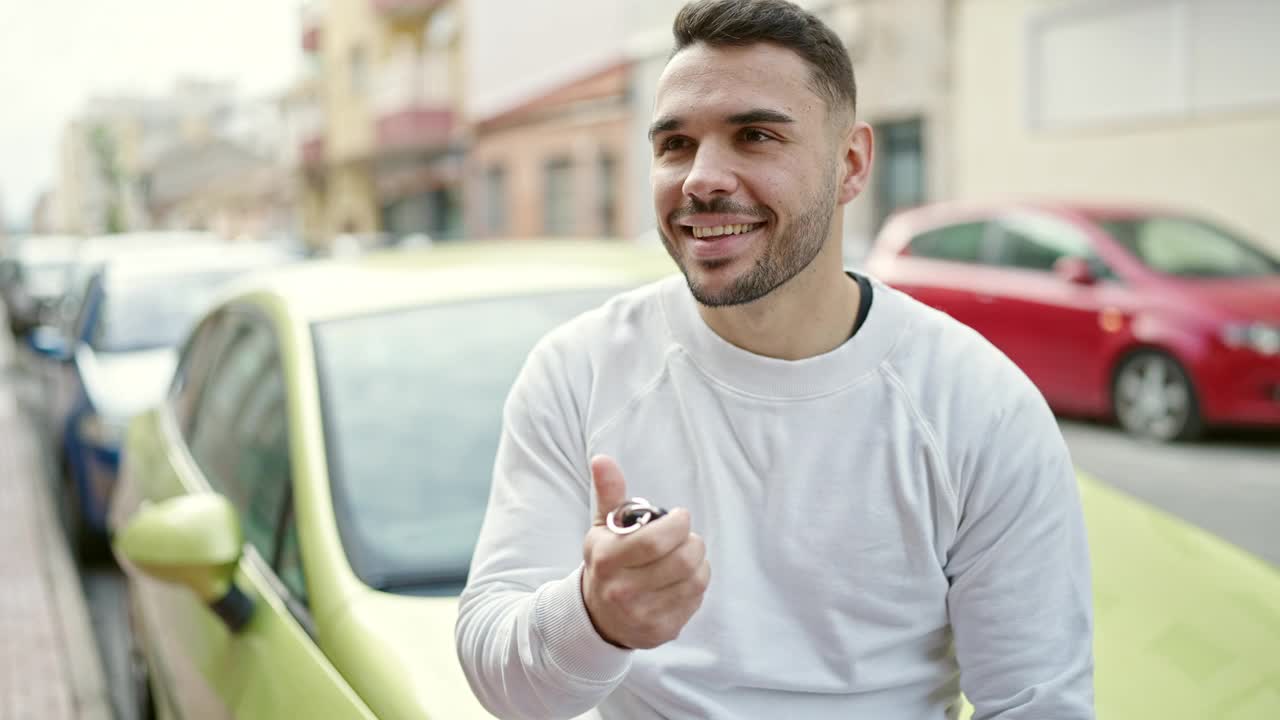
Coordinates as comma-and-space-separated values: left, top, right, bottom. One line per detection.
109, 242, 1280, 720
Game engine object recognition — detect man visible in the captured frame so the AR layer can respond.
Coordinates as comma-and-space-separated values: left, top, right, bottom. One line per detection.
456, 1, 1094, 718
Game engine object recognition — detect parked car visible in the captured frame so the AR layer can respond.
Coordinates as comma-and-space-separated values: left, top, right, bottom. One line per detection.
1, 234, 81, 337
865, 202, 1280, 441
28, 242, 295, 558
53, 231, 227, 331
108, 240, 676, 719
108, 241, 1280, 720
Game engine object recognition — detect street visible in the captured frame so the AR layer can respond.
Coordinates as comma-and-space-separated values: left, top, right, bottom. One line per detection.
1061, 419, 1280, 569
2, 342, 1277, 720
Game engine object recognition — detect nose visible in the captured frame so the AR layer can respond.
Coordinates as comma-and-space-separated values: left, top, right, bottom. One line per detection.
681, 142, 738, 203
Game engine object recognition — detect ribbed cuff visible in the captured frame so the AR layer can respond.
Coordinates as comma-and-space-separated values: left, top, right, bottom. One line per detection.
533, 565, 633, 684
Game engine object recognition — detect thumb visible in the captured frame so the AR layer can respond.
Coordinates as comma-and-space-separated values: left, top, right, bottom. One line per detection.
591, 454, 628, 526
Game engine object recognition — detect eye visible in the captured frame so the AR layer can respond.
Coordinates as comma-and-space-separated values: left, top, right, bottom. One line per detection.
740, 128, 774, 143
658, 136, 691, 154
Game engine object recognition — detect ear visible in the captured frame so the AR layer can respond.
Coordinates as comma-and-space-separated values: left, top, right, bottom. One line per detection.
837, 120, 874, 205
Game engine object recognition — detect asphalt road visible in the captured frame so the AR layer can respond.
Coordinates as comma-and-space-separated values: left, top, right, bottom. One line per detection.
1059, 417, 1279, 569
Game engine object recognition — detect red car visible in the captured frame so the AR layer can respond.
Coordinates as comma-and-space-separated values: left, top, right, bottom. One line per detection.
865, 202, 1280, 441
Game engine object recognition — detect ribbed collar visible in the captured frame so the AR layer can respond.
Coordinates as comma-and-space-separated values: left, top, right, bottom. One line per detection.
658, 273, 906, 400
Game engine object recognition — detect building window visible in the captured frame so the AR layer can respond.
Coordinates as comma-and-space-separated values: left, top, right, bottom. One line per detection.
874, 118, 925, 231
598, 152, 618, 237
484, 165, 506, 236
543, 157, 573, 236
1028, 0, 1280, 130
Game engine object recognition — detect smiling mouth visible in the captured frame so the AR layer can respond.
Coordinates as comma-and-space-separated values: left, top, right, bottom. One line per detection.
686, 222, 764, 239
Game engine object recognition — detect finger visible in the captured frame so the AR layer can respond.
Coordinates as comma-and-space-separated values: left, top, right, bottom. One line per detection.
632, 532, 706, 591
636, 561, 712, 629
591, 455, 629, 526
609, 508, 692, 568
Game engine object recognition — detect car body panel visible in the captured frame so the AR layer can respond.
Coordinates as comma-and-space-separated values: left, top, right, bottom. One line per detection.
115, 405, 378, 720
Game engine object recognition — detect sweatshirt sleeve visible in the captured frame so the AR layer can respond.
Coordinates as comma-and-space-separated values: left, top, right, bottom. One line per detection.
945, 385, 1096, 719
456, 337, 633, 719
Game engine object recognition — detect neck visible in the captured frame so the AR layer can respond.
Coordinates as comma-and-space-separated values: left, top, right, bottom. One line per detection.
697, 235, 859, 361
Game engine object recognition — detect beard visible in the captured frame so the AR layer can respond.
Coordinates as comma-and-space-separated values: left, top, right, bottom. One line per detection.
659, 170, 838, 308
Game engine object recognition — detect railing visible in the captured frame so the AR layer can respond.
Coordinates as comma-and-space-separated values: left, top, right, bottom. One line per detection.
301, 4, 322, 53
371, 49, 454, 152
370, 0, 445, 20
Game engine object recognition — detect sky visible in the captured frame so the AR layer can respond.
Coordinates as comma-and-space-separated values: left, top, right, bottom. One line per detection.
0, 0, 301, 230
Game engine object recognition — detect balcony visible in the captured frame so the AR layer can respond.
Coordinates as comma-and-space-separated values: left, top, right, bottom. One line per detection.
292, 93, 326, 169
301, 5, 321, 53
371, 0, 446, 21
301, 136, 326, 168
371, 50, 455, 153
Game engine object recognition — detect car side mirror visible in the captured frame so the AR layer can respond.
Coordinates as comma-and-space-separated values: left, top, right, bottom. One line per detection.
114, 493, 254, 631
26, 325, 71, 361
1054, 257, 1096, 286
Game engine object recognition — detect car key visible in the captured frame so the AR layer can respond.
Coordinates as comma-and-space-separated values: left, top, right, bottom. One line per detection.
605, 498, 669, 535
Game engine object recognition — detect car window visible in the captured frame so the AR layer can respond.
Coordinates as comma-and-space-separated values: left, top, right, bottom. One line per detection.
992, 215, 1115, 278
71, 274, 103, 344
185, 314, 296, 591
170, 312, 230, 433
907, 221, 988, 264
93, 268, 256, 353
234, 359, 291, 570
1101, 216, 1279, 278
275, 510, 308, 608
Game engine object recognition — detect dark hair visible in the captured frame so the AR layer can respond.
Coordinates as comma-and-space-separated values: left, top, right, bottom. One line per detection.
671, 0, 857, 116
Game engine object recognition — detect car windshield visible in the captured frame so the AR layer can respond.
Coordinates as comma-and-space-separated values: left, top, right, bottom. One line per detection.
312, 288, 619, 595
1101, 216, 1279, 278
93, 268, 260, 353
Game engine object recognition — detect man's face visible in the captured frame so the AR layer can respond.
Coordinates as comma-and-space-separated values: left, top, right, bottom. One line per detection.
650, 42, 843, 307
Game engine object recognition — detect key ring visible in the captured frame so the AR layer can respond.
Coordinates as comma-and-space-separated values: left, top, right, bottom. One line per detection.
606, 498, 669, 535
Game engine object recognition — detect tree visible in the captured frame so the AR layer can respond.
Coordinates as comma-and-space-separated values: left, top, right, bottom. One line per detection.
90, 124, 126, 233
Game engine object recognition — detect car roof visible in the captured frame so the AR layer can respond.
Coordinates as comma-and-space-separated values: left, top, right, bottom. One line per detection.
99, 242, 296, 290
888, 199, 1188, 228
13, 235, 81, 263
227, 239, 677, 324
78, 231, 224, 263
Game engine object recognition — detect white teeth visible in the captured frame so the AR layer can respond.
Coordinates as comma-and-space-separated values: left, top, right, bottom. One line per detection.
691, 222, 759, 238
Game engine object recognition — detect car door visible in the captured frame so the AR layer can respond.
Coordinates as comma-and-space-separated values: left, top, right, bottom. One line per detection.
983, 213, 1118, 411
121, 307, 374, 720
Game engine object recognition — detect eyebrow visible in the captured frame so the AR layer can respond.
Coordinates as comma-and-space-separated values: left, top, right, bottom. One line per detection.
648, 117, 681, 141
725, 108, 795, 126
647, 108, 796, 141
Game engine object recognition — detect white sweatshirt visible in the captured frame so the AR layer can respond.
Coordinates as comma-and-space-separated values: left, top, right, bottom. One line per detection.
456, 274, 1094, 720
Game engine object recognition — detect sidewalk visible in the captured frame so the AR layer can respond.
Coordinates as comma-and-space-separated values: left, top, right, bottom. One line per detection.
0, 324, 112, 720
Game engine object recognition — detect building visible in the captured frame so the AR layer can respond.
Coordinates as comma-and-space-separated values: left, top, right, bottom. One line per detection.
462, 0, 633, 240
950, 0, 1280, 254
145, 138, 290, 240
297, 0, 466, 248
53, 80, 238, 235
466, 62, 632, 239
30, 191, 57, 235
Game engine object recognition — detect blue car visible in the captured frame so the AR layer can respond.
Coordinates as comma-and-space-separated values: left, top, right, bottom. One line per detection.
28, 243, 293, 559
